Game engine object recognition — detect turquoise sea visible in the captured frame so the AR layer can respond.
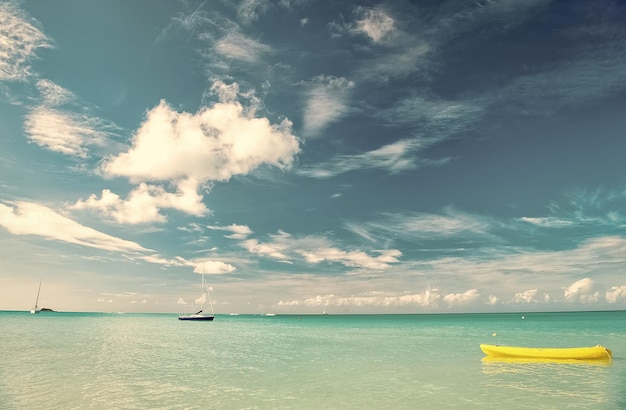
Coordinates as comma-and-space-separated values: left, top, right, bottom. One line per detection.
1, 310, 625, 409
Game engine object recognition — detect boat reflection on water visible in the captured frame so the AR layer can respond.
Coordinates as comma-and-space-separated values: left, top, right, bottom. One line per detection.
482, 355, 613, 367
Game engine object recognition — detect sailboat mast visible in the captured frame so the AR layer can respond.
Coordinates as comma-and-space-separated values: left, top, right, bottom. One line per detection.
34, 277, 42, 310
200, 271, 205, 311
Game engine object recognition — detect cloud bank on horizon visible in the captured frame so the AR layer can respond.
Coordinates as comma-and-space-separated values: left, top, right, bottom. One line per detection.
1, 0, 626, 313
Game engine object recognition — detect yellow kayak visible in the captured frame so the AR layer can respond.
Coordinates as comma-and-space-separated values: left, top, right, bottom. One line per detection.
480, 344, 612, 360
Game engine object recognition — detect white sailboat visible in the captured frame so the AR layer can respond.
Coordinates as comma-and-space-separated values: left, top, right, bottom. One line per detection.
178, 265, 215, 321
30, 278, 42, 314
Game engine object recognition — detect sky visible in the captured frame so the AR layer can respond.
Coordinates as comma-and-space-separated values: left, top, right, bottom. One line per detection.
1, 0, 626, 314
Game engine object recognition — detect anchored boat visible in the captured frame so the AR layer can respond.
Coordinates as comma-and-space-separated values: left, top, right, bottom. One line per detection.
480, 344, 612, 360
178, 264, 215, 321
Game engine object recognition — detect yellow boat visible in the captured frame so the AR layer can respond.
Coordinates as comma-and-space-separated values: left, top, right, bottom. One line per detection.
480, 344, 612, 360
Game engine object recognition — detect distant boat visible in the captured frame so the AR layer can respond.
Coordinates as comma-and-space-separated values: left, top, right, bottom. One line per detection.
30, 278, 53, 314
178, 266, 214, 321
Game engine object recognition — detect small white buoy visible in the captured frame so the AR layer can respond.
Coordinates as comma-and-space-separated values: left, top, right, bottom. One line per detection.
521, 315, 525, 319
492, 332, 497, 337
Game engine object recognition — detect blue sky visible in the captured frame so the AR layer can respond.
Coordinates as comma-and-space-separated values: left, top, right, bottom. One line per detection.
1, 0, 626, 314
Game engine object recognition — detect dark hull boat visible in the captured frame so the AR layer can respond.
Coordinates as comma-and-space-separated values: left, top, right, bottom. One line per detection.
178, 313, 214, 321
178, 264, 215, 322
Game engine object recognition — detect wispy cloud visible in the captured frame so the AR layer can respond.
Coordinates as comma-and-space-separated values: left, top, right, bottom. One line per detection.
207, 223, 253, 240
0, 201, 150, 253
24, 107, 110, 158
301, 75, 354, 137
237, 0, 270, 25
241, 230, 401, 270
298, 138, 449, 179
155, 0, 213, 45
0, 2, 53, 82
36, 79, 74, 106
214, 32, 272, 62
520, 187, 626, 229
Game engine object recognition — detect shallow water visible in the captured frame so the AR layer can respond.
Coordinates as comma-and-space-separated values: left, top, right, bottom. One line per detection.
1, 310, 625, 409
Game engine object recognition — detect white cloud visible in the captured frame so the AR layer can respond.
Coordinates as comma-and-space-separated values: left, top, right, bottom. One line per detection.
139, 254, 192, 267
214, 32, 271, 62
520, 217, 574, 228
298, 138, 447, 179
0, 201, 150, 253
298, 247, 401, 270
90, 94, 299, 223
207, 224, 253, 240
24, 107, 109, 158
279, 288, 442, 308
241, 238, 290, 261
564, 278, 600, 303
194, 260, 236, 274
605, 286, 626, 303
70, 181, 207, 224
242, 230, 401, 270
36, 79, 74, 106
352, 7, 395, 43
512, 289, 540, 304
302, 75, 354, 137
237, 0, 270, 25
0, 2, 52, 82
394, 209, 490, 236
102, 98, 299, 185
443, 289, 479, 307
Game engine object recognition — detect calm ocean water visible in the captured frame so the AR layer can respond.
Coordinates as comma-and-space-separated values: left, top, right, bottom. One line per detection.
1, 310, 625, 409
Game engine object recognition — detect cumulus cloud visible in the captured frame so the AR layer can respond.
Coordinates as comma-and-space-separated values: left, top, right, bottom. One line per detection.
0, 201, 150, 253
0, 2, 52, 82
102, 98, 299, 185
194, 260, 236, 274
443, 289, 479, 307
302, 75, 354, 138
86, 92, 299, 224
511, 289, 550, 304
70, 181, 207, 224
605, 286, 626, 303
564, 278, 600, 303
279, 288, 442, 308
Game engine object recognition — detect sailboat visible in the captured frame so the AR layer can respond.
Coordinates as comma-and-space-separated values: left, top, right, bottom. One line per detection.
178, 266, 215, 321
30, 278, 54, 314
30, 278, 42, 314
